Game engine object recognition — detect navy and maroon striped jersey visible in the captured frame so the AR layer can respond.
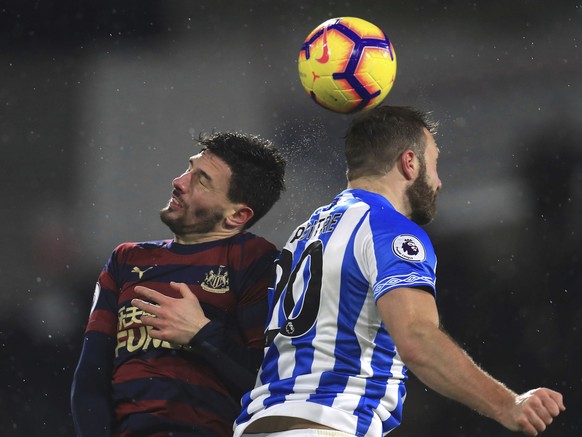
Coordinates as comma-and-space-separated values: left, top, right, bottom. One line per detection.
72, 232, 277, 437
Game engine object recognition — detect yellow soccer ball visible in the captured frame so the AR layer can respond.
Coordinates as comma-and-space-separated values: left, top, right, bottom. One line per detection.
298, 17, 397, 113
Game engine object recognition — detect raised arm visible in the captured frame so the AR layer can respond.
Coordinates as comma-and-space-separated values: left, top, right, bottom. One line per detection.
377, 287, 565, 436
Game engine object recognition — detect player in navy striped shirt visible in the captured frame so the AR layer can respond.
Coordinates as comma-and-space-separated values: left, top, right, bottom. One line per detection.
234, 106, 564, 437
71, 132, 286, 436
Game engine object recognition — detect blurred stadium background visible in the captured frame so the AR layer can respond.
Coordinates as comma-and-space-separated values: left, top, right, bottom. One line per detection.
1, 1, 580, 435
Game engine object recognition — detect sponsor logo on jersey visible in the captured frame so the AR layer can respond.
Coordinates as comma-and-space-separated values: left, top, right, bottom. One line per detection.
392, 234, 426, 262
116, 305, 179, 357
201, 265, 230, 293
131, 266, 154, 279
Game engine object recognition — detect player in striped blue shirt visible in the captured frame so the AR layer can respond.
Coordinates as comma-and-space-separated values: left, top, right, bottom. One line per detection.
234, 106, 564, 437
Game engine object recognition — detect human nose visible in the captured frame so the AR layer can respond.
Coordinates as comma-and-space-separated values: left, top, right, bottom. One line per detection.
436, 176, 443, 191
172, 171, 190, 192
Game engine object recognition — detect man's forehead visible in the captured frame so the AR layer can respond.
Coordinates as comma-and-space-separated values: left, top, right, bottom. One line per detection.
189, 151, 231, 174
424, 130, 439, 153
189, 151, 204, 162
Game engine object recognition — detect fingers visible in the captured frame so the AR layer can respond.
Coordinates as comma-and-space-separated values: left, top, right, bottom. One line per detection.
134, 305, 169, 340
529, 388, 565, 417
515, 388, 565, 436
132, 297, 160, 316
136, 283, 195, 302
140, 312, 160, 329
537, 389, 565, 426
131, 283, 192, 327
545, 389, 566, 412
136, 314, 169, 342
539, 395, 561, 419
132, 298, 162, 330
523, 405, 547, 436
134, 285, 169, 305
170, 281, 195, 299
133, 283, 194, 310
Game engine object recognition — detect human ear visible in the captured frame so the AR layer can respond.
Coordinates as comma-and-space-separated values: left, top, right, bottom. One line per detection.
400, 149, 419, 180
225, 205, 254, 229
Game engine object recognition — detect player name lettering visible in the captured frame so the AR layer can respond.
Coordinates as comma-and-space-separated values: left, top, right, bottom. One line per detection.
290, 212, 342, 243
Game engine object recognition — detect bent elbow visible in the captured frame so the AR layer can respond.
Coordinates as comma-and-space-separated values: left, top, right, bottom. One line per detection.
396, 341, 430, 369
393, 324, 440, 370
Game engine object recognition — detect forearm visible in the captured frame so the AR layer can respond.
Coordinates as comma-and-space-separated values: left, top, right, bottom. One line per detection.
401, 324, 516, 425
380, 287, 565, 435
71, 332, 115, 436
71, 379, 114, 437
186, 320, 263, 397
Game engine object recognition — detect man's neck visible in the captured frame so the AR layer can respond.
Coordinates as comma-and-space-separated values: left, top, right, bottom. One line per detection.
348, 174, 411, 219
174, 228, 241, 245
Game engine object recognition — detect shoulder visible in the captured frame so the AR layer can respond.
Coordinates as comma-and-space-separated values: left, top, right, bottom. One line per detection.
110, 240, 170, 258
231, 232, 277, 253
368, 203, 431, 238
218, 233, 279, 270
366, 207, 435, 259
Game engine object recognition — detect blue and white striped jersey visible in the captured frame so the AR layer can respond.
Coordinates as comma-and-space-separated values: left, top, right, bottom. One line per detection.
235, 189, 437, 437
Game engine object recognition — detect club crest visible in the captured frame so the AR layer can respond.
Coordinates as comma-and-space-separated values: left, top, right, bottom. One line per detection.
201, 265, 230, 293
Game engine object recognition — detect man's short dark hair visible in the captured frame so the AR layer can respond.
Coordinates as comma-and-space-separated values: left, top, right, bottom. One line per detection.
345, 105, 438, 181
198, 131, 286, 229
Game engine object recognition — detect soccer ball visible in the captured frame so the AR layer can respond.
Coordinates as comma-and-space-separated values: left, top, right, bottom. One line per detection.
298, 17, 397, 113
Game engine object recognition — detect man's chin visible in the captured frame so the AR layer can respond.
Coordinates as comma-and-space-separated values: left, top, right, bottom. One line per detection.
410, 206, 437, 226
160, 209, 177, 227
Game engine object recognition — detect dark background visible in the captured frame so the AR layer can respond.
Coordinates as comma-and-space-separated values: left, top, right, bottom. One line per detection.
1, 1, 580, 435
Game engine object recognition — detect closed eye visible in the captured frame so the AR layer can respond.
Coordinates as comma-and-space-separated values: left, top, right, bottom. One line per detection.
192, 169, 213, 189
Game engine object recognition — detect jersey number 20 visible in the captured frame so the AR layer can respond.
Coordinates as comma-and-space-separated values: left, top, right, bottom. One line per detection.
267, 240, 323, 345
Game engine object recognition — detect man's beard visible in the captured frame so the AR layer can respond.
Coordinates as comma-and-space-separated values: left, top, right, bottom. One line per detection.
406, 162, 438, 226
160, 206, 223, 238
